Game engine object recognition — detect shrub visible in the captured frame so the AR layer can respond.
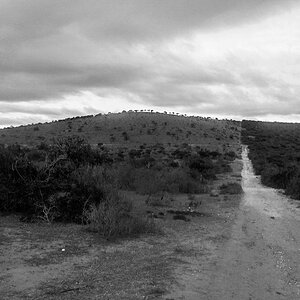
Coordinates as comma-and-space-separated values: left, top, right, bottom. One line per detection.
26, 149, 47, 162
220, 182, 243, 195
0, 152, 42, 214
84, 194, 157, 238
214, 158, 233, 174
0, 146, 117, 223
286, 173, 300, 199
133, 169, 166, 195
130, 167, 208, 195
116, 164, 137, 190
188, 156, 216, 180
53, 135, 94, 167
122, 131, 129, 141
225, 151, 236, 160
57, 165, 119, 222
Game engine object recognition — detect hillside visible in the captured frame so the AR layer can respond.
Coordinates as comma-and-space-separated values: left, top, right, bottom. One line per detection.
0, 111, 241, 153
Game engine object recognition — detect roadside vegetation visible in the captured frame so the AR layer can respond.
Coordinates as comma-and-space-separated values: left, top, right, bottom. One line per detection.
242, 120, 300, 200
0, 135, 237, 238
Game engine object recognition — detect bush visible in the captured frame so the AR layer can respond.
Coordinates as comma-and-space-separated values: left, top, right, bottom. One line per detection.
224, 151, 236, 161
286, 173, 300, 199
53, 136, 94, 167
0, 145, 117, 223
220, 182, 243, 195
0, 152, 43, 214
123, 166, 208, 195
26, 149, 47, 162
84, 194, 157, 238
116, 164, 137, 190
166, 168, 208, 194
188, 156, 216, 180
133, 169, 166, 194
55, 165, 118, 222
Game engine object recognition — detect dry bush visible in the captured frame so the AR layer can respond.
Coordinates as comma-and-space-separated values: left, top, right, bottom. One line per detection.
84, 193, 157, 238
220, 182, 243, 195
286, 174, 300, 199
122, 166, 208, 196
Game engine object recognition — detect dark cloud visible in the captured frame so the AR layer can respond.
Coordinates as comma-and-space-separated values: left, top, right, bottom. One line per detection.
1, 0, 298, 44
0, 0, 299, 124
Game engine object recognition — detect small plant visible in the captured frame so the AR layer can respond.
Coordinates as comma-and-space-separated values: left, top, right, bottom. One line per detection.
37, 197, 58, 223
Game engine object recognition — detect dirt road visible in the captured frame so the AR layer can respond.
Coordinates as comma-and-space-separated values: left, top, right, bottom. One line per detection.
206, 146, 300, 299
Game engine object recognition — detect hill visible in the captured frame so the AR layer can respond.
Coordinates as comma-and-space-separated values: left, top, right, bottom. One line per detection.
0, 111, 241, 153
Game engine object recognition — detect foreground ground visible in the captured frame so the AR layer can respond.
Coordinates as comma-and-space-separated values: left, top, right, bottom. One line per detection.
1, 147, 299, 299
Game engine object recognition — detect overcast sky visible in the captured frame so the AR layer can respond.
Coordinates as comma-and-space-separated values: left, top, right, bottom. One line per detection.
1, 0, 300, 127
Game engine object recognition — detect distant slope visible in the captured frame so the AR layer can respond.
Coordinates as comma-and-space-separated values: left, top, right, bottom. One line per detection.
0, 112, 241, 152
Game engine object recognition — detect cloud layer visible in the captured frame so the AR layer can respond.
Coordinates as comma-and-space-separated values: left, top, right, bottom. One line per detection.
1, 0, 300, 126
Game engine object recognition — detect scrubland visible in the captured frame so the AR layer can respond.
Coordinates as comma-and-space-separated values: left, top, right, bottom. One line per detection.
0, 135, 239, 238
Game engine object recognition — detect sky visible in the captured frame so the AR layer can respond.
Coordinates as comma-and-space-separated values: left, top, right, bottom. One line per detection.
1, 0, 300, 127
